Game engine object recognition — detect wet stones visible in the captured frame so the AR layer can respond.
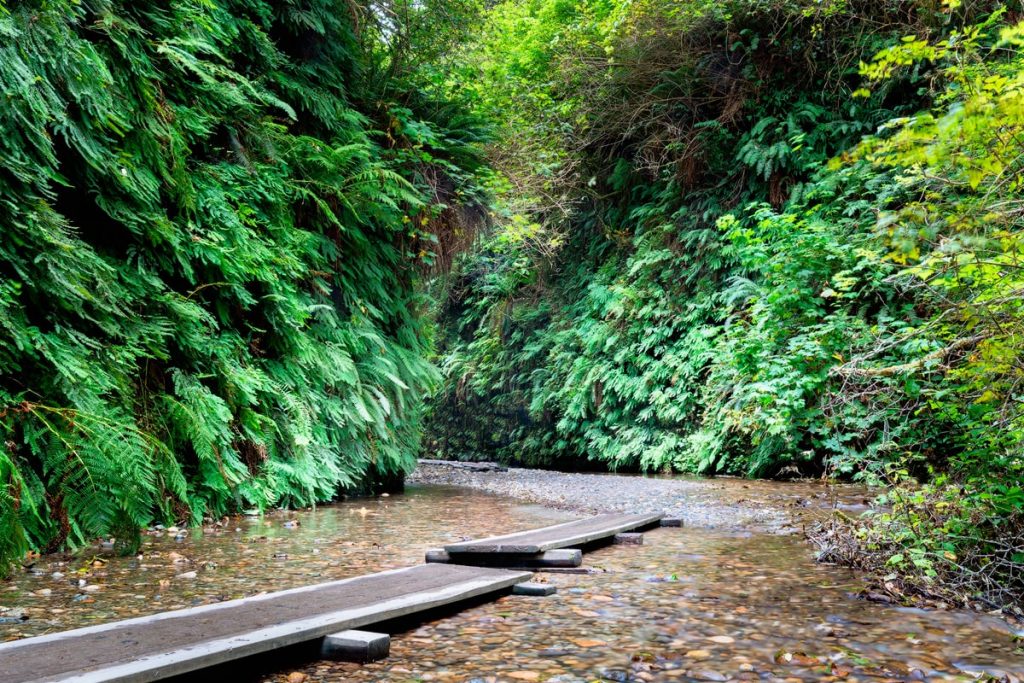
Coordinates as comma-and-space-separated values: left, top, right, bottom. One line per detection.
4, 485, 1023, 683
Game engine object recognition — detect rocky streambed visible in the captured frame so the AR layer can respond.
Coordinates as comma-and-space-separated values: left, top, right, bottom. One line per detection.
408, 461, 872, 533
2, 469, 1022, 683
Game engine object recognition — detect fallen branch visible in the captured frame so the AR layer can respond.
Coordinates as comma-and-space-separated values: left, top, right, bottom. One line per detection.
830, 334, 988, 378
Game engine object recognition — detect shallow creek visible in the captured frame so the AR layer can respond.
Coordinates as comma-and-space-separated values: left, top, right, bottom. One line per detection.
1, 484, 1022, 682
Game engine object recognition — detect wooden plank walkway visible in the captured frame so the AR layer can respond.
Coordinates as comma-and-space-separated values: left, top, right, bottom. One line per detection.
0, 563, 531, 683
444, 512, 664, 555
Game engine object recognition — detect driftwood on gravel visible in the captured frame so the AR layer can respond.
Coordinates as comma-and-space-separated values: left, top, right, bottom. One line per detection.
418, 459, 508, 472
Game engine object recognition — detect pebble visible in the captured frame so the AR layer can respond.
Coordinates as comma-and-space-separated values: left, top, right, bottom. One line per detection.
571, 638, 606, 648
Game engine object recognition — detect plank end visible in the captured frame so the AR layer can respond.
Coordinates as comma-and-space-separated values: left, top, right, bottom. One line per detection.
512, 582, 557, 597
321, 630, 390, 663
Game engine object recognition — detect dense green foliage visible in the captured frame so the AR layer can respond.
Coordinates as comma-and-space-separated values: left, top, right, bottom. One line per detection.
0, 0, 486, 571
424, 0, 1023, 609
428, 0, 965, 472
1, 0, 1020, 611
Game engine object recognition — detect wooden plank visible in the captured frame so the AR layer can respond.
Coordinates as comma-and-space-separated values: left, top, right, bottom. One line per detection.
0, 564, 531, 683
425, 548, 452, 563
444, 512, 664, 554
426, 548, 582, 568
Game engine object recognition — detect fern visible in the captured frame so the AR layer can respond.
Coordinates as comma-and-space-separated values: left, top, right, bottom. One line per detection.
0, 0, 488, 571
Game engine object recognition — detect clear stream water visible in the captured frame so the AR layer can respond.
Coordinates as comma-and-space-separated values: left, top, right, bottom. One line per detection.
1, 484, 1022, 682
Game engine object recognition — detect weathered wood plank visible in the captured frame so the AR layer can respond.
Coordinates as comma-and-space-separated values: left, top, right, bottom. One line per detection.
425, 548, 452, 563
417, 459, 507, 472
426, 548, 582, 568
0, 564, 530, 683
444, 512, 664, 554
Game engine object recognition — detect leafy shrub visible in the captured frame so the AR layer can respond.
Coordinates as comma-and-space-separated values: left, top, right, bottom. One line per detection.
426, 0, 999, 474
813, 475, 1024, 616
427, 0, 1024, 610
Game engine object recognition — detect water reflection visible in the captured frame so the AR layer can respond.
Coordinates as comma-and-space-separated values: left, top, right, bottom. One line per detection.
0, 486, 569, 640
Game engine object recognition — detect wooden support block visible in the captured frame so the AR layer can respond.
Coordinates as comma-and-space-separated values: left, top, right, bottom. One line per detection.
660, 518, 684, 527
525, 549, 582, 567
512, 582, 557, 596
320, 629, 390, 663
425, 548, 450, 563
445, 548, 583, 569
613, 532, 643, 545
444, 512, 665, 554
501, 549, 581, 569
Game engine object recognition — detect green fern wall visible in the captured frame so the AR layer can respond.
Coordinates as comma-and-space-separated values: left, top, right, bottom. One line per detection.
0, 0, 482, 569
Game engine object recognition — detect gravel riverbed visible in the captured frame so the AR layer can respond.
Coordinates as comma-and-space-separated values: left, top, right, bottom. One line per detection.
407, 461, 872, 533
